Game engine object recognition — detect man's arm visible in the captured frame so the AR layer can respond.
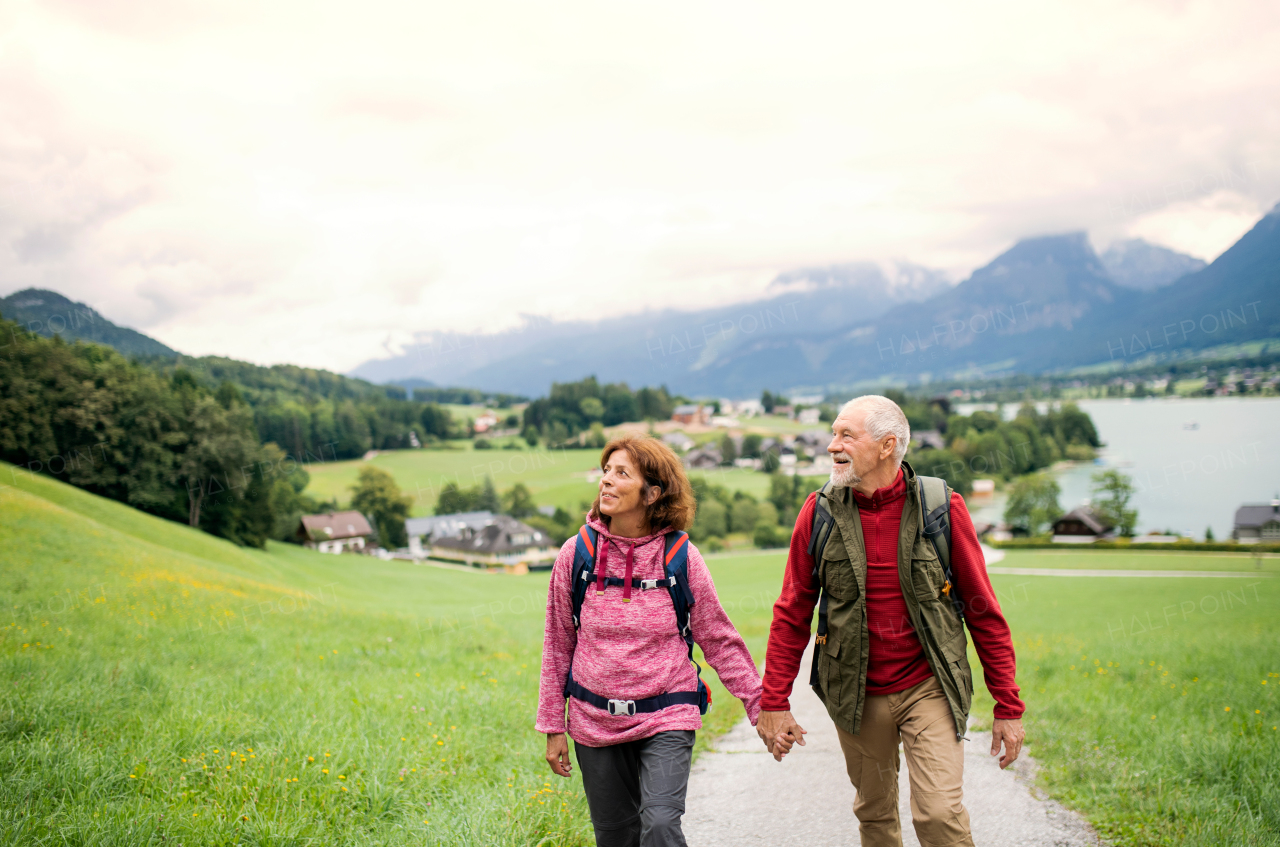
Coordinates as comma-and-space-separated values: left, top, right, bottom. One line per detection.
947, 492, 1025, 768
758, 494, 822, 758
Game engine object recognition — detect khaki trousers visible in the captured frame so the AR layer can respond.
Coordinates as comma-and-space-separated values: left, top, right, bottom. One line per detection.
835, 675, 973, 847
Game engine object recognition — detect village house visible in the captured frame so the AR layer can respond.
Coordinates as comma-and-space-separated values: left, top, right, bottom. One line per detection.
427, 514, 557, 570
683, 442, 722, 470
662, 432, 695, 453
794, 430, 828, 453
296, 511, 373, 554
912, 430, 947, 451
970, 479, 996, 499
404, 511, 496, 557
671, 404, 710, 426
1233, 501, 1280, 542
1051, 506, 1115, 542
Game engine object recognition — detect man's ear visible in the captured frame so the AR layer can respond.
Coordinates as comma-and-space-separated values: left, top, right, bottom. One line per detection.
881, 436, 896, 460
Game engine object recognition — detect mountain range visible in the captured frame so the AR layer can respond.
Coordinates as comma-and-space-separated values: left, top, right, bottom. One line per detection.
352, 213, 1279, 395
3, 208, 1276, 398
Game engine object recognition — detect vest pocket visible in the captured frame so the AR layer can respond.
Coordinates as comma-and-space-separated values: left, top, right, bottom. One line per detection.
911, 557, 946, 602
817, 637, 842, 704
951, 659, 973, 714
822, 556, 859, 601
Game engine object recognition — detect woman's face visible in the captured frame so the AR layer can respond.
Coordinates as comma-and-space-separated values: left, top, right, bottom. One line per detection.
597, 449, 656, 522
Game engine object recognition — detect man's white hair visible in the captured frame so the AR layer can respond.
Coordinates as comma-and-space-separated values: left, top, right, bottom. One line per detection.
839, 395, 911, 464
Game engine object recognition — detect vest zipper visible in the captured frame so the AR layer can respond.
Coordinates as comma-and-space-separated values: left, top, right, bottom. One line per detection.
913, 597, 967, 741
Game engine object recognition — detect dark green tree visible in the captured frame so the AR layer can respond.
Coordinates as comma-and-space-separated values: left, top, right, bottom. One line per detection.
436, 482, 480, 515
719, 434, 737, 466
1003, 473, 1062, 536
1091, 469, 1138, 537
911, 448, 973, 495
350, 465, 412, 548
420, 403, 454, 440
503, 483, 538, 518
176, 394, 261, 529
479, 476, 501, 513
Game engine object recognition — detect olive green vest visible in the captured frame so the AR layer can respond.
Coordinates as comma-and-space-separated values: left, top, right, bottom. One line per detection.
811, 462, 974, 739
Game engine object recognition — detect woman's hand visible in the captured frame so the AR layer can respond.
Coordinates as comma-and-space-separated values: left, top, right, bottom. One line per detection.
545, 733, 572, 777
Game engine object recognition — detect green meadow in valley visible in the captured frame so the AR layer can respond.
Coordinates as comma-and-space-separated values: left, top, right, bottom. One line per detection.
300, 443, 778, 517
2, 460, 1277, 845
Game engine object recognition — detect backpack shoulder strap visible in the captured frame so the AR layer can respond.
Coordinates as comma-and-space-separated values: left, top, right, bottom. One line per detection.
808, 483, 835, 690
662, 529, 711, 714
569, 525, 599, 630
917, 475, 963, 618
663, 531, 695, 635
807, 482, 835, 580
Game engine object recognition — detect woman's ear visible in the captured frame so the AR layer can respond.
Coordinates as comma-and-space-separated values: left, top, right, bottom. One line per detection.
644, 485, 662, 506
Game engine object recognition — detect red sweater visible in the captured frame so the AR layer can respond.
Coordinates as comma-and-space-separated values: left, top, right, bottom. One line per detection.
762, 470, 1024, 719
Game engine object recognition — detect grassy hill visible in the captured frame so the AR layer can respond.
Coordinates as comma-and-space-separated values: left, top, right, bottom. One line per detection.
0, 460, 764, 845
0, 462, 586, 845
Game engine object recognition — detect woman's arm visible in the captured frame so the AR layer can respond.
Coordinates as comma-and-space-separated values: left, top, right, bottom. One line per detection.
685, 544, 763, 724
535, 539, 579, 735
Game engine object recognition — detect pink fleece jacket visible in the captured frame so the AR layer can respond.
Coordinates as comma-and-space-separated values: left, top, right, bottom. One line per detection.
535, 518, 763, 747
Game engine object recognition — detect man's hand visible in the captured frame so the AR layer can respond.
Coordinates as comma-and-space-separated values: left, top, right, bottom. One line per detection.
757, 710, 807, 762
990, 718, 1025, 769
545, 733, 572, 777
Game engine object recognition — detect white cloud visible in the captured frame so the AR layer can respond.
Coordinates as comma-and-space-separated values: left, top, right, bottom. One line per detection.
0, 0, 1278, 372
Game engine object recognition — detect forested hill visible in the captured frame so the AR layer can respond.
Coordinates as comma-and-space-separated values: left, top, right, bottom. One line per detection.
0, 288, 178, 357
0, 288, 521, 460
0, 318, 503, 549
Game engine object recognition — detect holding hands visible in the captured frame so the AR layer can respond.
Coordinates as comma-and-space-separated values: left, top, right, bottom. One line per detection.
756, 710, 807, 762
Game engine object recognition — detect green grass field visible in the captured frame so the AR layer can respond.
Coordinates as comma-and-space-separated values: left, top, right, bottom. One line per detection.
3, 463, 1278, 845
978, 559, 1280, 846
302, 445, 603, 516
301, 446, 780, 516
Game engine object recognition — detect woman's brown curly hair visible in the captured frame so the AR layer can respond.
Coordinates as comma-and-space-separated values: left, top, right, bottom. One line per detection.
588, 434, 697, 532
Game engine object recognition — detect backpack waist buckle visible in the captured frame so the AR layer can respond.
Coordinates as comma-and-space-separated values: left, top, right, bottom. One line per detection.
607, 699, 637, 716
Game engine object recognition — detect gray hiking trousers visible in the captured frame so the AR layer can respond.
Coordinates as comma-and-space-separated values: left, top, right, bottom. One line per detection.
573, 730, 695, 847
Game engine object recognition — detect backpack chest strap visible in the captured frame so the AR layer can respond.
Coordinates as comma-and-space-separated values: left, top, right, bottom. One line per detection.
579, 571, 677, 592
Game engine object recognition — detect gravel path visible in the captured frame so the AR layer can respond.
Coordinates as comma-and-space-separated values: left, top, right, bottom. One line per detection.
684, 641, 1101, 846
684, 545, 1102, 846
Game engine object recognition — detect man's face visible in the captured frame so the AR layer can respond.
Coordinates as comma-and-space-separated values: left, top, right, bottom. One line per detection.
827, 408, 892, 487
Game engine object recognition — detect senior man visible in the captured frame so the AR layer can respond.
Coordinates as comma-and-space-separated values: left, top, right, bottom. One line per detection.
757, 395, 1025, 847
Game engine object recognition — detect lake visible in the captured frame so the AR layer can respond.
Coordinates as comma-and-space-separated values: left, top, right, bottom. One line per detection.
956, 397, 1280, 539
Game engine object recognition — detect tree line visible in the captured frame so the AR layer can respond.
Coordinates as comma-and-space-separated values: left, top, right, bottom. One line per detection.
0, 319, 471, 547
521, 377, 679, 447
151, 356, 477, 459
908, 400, 1100, 494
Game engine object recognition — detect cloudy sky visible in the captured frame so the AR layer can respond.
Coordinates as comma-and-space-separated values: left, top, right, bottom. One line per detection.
1, 0, 1278, 373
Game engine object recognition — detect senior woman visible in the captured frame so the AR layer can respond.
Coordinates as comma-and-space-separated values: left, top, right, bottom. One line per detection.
536, 434, 762, 847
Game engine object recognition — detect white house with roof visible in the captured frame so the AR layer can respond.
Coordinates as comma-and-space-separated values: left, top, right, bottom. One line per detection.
296, 511, 373, 554
1233, 501, 1280, 542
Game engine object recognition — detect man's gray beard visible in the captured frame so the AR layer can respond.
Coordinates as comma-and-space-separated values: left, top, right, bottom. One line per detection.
830, 455, 861, 487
